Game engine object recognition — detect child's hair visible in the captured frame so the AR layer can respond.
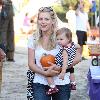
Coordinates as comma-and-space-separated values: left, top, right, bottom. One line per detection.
56, 27, 72, 43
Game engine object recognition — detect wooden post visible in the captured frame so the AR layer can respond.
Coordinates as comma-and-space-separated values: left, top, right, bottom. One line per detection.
0, 60, 3, 92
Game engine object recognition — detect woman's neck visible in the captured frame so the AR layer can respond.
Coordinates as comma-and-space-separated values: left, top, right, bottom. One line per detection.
42, 30, 52, 36
40, 34, 55, 50
42, 31, 53, 43
43, 36, 50, 44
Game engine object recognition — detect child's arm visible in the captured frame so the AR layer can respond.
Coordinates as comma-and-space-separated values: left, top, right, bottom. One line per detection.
59, 50, 68, 80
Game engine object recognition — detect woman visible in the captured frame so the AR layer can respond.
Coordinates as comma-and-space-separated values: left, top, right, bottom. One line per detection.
27, 7, 81, 100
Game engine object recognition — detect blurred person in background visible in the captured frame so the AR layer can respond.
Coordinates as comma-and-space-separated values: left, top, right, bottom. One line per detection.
66, 3, 77, 43
0, 0, 14, 61
22, 12, 30, 35
75, 1, 91, 60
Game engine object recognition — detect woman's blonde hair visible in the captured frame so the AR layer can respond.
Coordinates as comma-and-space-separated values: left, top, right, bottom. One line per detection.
56, 27, 72, 43
33, 7, 58, 49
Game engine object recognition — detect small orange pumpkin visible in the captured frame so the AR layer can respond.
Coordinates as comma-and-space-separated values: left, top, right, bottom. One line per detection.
40, 53, 55, 68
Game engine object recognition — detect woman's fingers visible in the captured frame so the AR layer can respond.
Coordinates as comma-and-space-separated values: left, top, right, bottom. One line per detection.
48, 61, 61, 72
47, 61, 55, 66
46, 68, 59, 77
44, 61, 60, 77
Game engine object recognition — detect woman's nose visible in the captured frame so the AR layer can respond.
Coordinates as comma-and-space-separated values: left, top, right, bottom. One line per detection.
41, 19, 46, 23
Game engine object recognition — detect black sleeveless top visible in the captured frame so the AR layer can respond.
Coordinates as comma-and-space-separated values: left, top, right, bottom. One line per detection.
55, 42, 76, 67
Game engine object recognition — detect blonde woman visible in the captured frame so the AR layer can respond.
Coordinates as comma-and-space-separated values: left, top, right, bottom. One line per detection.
27, 7, 81, 100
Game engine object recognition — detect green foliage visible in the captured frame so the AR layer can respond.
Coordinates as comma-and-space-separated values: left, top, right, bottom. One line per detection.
53, 0, 99, 23
96, 0, 99, 9
53, 3, 67, 22
53, 4, 65, 13
53, 0, 77, 22
62, 0, 77, 6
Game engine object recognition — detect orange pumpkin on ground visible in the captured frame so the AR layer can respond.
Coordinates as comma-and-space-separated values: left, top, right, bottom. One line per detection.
40, 53, 55, 68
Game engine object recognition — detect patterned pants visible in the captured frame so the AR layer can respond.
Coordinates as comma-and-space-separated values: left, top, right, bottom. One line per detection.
27, 69, 34, 100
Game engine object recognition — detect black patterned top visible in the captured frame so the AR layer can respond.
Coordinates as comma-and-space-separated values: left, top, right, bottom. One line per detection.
55, 42, 77, 67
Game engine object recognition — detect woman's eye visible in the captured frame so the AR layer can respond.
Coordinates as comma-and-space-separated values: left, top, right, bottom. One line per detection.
45, 18, 49, 20
38, 18, 42, 20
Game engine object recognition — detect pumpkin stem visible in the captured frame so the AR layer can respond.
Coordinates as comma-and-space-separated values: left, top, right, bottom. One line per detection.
42, 53, 47, 56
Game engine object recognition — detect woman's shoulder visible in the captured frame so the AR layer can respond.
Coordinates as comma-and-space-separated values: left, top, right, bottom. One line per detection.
28, 34, 36, 40
27, 34, 37, 49
73, 42, 80, 49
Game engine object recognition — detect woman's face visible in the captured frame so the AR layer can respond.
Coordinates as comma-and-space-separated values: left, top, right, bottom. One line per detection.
56, 33, 69, 47
78, 2, 84, 11
38, 12, 53, 33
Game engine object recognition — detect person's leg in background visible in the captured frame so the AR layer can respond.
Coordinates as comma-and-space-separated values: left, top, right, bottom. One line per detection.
6, 15, 15, 62
0, 32, 7, 54
6, 31, 15, 61
76, 31, 87, 60
76, 31, 83, 55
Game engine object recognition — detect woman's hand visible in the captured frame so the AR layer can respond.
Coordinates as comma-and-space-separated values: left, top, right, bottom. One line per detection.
0, 48, 6, 60
44, 62, 60, 77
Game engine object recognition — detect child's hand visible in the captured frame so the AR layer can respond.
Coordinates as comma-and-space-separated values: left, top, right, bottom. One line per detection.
59, 73, 65, 80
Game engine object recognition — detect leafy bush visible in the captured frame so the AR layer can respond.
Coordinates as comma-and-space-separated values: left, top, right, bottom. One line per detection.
53, 4, 67, 22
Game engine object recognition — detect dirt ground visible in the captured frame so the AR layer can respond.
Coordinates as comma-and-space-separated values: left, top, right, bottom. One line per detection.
0, 45, 92, 100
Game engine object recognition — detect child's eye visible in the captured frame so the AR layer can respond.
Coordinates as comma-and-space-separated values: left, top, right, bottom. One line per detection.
60, 39, 63, 40
57, 38, 60, 40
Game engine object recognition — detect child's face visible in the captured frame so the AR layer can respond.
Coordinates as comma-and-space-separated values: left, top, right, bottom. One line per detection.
56, 33, 69, 47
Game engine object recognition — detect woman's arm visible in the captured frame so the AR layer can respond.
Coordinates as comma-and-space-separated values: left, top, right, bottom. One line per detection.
72, 51, 81, 66
71, 44, 81, 67
28, 48, 59, 77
